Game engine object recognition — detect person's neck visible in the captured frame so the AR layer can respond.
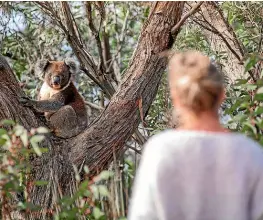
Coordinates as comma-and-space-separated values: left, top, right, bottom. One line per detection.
177, 111, 228, 133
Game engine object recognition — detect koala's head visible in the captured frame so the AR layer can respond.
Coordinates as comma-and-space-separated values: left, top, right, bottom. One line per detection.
35, 58, 78, 90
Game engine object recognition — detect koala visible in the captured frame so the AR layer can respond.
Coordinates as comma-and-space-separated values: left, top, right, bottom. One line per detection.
20, 58, 88, 138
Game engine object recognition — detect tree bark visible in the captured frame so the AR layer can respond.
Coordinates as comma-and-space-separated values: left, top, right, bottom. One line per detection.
193, 2, 246, 83
0, 1, 184, 216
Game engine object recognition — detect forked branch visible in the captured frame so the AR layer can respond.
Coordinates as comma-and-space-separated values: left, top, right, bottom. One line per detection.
171, 1, 203, 35
85, 2, 106, 73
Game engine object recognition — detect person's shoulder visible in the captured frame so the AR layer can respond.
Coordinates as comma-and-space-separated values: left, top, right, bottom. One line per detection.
143, 129, 184, 154
141, 130, 178, 163
233, 133, 262, 149
146, 129, 178, 144
233, 133, 263, 161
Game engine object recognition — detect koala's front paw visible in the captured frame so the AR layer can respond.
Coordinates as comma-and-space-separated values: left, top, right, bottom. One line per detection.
19, 96, 34, 107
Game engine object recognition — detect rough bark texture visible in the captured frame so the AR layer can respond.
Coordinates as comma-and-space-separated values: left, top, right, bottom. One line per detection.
0, 59, 39, 129
69, 2, 184, 169
193, 2, 246, 83
0, 2, 184, 217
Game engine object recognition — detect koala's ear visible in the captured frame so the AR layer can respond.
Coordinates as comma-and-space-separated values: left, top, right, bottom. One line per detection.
35, 59, 50, 80
64, 58, 78, 74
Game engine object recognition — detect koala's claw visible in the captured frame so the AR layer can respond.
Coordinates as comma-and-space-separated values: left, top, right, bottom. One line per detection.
19, 96, 33, 107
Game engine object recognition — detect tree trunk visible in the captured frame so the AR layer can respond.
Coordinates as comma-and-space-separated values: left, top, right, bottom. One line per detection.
0, 1, 184, 216
193, 2, 246, 83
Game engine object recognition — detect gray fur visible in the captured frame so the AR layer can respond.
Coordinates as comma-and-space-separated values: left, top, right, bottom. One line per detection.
35, 59, 50, 80
64, 58, 78, 74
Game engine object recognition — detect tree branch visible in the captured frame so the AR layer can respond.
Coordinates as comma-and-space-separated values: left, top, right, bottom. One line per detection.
0, 2, 185, 213
193, 12, 243, 63
36, 2, 115, 98
85, 101, 104, 111
171, 1, 203, 35
85, 2, 105, 73
79, 67, 106, 92
69, 2, 185, 172
191, 2, 259, 82
125, 144, 141, 155
131, 129, 148, 146
37, 1, 154, 157
258, 22, 263, 53
210, 2, 245, 57
106, 8, 130, 81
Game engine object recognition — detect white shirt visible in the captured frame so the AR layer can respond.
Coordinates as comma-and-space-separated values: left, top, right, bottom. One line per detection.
128, 130, 263, 220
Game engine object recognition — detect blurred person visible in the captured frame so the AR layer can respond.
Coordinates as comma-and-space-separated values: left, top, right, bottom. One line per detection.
128, 51, 263, 220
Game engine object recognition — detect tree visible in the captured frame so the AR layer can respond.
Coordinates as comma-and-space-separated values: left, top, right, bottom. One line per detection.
0, 1, 186, 216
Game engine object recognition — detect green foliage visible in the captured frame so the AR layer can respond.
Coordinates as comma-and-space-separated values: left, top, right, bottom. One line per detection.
0, 2, 145, 105
0, 121, 128, 220
147, 71, 172, 133
225, 55, 263, 144
0, 2, 144, 218
222, 2, 263, 53
0, 120, 48, 218
3, 1, 263, 219
147, 2, 263, 136
54, 169, 114, 220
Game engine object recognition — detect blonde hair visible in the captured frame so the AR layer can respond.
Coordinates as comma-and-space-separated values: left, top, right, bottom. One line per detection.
168, 51, 224, 113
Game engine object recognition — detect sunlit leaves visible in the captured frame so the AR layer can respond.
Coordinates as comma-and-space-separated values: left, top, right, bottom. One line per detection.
93, 207, 105, 219
244, 54, 261, 73
94, 170, 114, 183
30, 135, 44, 156
226, 54, 263, 144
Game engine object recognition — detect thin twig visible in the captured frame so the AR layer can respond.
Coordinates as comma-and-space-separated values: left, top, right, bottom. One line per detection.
36, 2, 67, 33
193, 3, 245, 64
255, 22, 263, 79
85, 2, 105, 72
258, 22, 263, 53
133, 130, 147, 145
106, 8, 130, 75
171, 1, 203, 35
85, 101, 104, 111
210, 1, 245, 57
193, 15, 257, 82
193, 18, 243, 63
37, 2, 116, 96
80, 67, 110, 97
125, 144, 141, 155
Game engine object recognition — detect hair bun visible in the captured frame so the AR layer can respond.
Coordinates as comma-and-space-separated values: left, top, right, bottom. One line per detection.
168, 50, 224, 113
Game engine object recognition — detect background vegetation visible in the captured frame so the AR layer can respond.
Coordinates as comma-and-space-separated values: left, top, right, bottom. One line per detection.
1, 1, 263, 219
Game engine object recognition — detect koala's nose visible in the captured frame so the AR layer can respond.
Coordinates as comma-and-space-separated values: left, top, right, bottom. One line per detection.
53, 76, 60, 84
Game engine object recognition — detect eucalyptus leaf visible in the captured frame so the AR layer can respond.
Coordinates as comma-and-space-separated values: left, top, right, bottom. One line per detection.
93, 207, 105, 219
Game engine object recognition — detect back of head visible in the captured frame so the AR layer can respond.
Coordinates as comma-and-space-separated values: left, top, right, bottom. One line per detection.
168, 51, 224, 113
